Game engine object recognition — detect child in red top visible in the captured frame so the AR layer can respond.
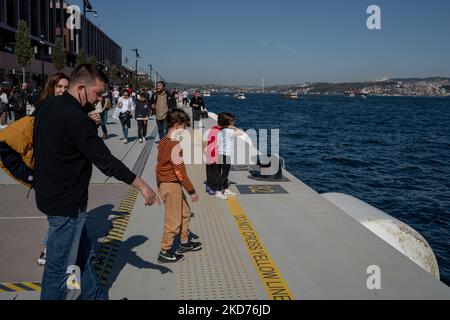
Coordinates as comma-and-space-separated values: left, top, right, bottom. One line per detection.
205, 122, 221, 195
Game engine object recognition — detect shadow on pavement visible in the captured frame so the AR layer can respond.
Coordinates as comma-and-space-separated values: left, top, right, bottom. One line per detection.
86, 204, 114, 253
104, 235, 173, 290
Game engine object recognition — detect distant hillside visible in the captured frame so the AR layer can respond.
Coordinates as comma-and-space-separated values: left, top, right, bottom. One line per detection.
167, 77, 450, 95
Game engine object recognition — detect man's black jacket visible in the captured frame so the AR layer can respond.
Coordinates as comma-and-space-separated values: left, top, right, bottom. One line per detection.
135, 100, 151, 119
34, 92, 136, 217
190, 97, 205, 111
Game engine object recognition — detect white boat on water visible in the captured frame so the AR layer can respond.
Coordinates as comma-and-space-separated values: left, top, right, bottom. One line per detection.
234, 93, 246, 100
202, 91, 211, 97
345, 91, 356, 98
287, 92, 299, 99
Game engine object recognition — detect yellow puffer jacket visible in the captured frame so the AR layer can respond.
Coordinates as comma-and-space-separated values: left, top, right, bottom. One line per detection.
0, 116, 35, 186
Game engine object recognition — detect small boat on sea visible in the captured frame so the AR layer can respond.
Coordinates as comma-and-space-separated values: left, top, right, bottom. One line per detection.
234, 93, 246, 100
202, 91, 211, 97
286, 92, 300, 99
345, 91, 356, 98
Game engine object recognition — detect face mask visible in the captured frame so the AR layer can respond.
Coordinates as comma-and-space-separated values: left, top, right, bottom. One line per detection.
78, 86, 95, 112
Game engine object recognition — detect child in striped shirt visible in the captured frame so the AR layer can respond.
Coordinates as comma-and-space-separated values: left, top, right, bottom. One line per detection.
156, 110, 201, 263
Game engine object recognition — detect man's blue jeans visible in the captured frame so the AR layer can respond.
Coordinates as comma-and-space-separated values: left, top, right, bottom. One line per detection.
100, 111, 108, 135
120, 116, 129, 140
156, 119, 168, 140
40, 208, 108, 300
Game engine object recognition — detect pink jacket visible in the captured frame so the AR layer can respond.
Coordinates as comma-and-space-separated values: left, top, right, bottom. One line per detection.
205, 125, 221, 164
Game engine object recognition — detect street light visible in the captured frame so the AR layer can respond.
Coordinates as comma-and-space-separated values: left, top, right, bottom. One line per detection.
148, 64, 152, 85
39, 35, 45, 87
132, 48, 139, 88
82, 0, 98, 60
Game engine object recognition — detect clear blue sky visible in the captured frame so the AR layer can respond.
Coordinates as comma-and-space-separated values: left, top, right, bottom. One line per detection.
70, 0, 450, 85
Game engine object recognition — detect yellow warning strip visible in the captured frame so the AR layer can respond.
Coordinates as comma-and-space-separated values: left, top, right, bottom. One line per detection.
226, 198, 295, 300
23, 282, 41, 291
192, 126, 295, 300
2, 283, 25, 292
95, 187, 139, 282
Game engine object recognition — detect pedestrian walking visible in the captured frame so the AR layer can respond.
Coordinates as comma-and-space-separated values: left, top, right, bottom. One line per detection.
150, 81, 177, 141
189, 90, 205, 130
112, 87, 120, 107
11, 91, 27, 121
0, 87, 9, 129
182, 89, 189, 109
117, 90, 135, 144
95, 92, 112, 140
135, 90, 151, 143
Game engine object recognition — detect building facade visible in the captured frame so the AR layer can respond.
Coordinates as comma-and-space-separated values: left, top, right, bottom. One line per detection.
0, 0, 122, 89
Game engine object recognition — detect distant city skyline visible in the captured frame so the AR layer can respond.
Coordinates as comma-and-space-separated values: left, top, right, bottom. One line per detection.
70, 0, 450, 86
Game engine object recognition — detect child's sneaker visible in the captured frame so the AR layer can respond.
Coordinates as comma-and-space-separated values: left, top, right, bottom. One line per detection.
208, 189, 216, 196
177, 241, 202, 253
205, 184, 211, 193
37, 251, 46, 266
224, 189, 237, 197
215, 191, 228, 200
158, 250, 185, 263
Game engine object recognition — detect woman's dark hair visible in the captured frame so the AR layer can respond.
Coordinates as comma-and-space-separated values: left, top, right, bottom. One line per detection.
35, 72, 70, 106
218, 112, 235, 128
166, 109, 191, 128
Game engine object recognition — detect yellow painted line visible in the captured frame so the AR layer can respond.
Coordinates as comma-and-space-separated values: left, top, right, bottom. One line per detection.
109, 231, 124, 238
110, 228, 125, 234
111, 222, 127, 228
120, 204, 134, 209
112, 219, 128, 224
120, 205, 134, 209
3, 283, 25, 292
119, 206, 132, 210
191, 126, 294, 300
106, 235, 123, 241
111, 221, 128, 226
23, 282, 41, 291
112, 222, 128, 227
112, 226, 127, 232
226, 198, 295, 300
111, 219, 128, 224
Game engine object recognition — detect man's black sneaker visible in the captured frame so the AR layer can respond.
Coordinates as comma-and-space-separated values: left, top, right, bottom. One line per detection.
176, 241, 202, 253
158, 251, 185, 263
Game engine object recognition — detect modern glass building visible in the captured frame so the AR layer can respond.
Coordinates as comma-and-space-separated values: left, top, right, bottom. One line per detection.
0, 0, 122, 88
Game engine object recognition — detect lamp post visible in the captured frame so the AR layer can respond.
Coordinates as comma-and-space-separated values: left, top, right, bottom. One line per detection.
155, 71, 159, 89
148, 64, 152, 86
132, 48, 139, 88
39, 35, 45, 87
82, 0, 98, 60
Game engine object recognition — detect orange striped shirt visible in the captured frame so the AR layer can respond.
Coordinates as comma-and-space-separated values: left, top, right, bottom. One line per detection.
156, 136, 196, 195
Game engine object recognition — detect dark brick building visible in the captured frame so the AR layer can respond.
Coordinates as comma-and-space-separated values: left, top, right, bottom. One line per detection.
0, 0, 122, 88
